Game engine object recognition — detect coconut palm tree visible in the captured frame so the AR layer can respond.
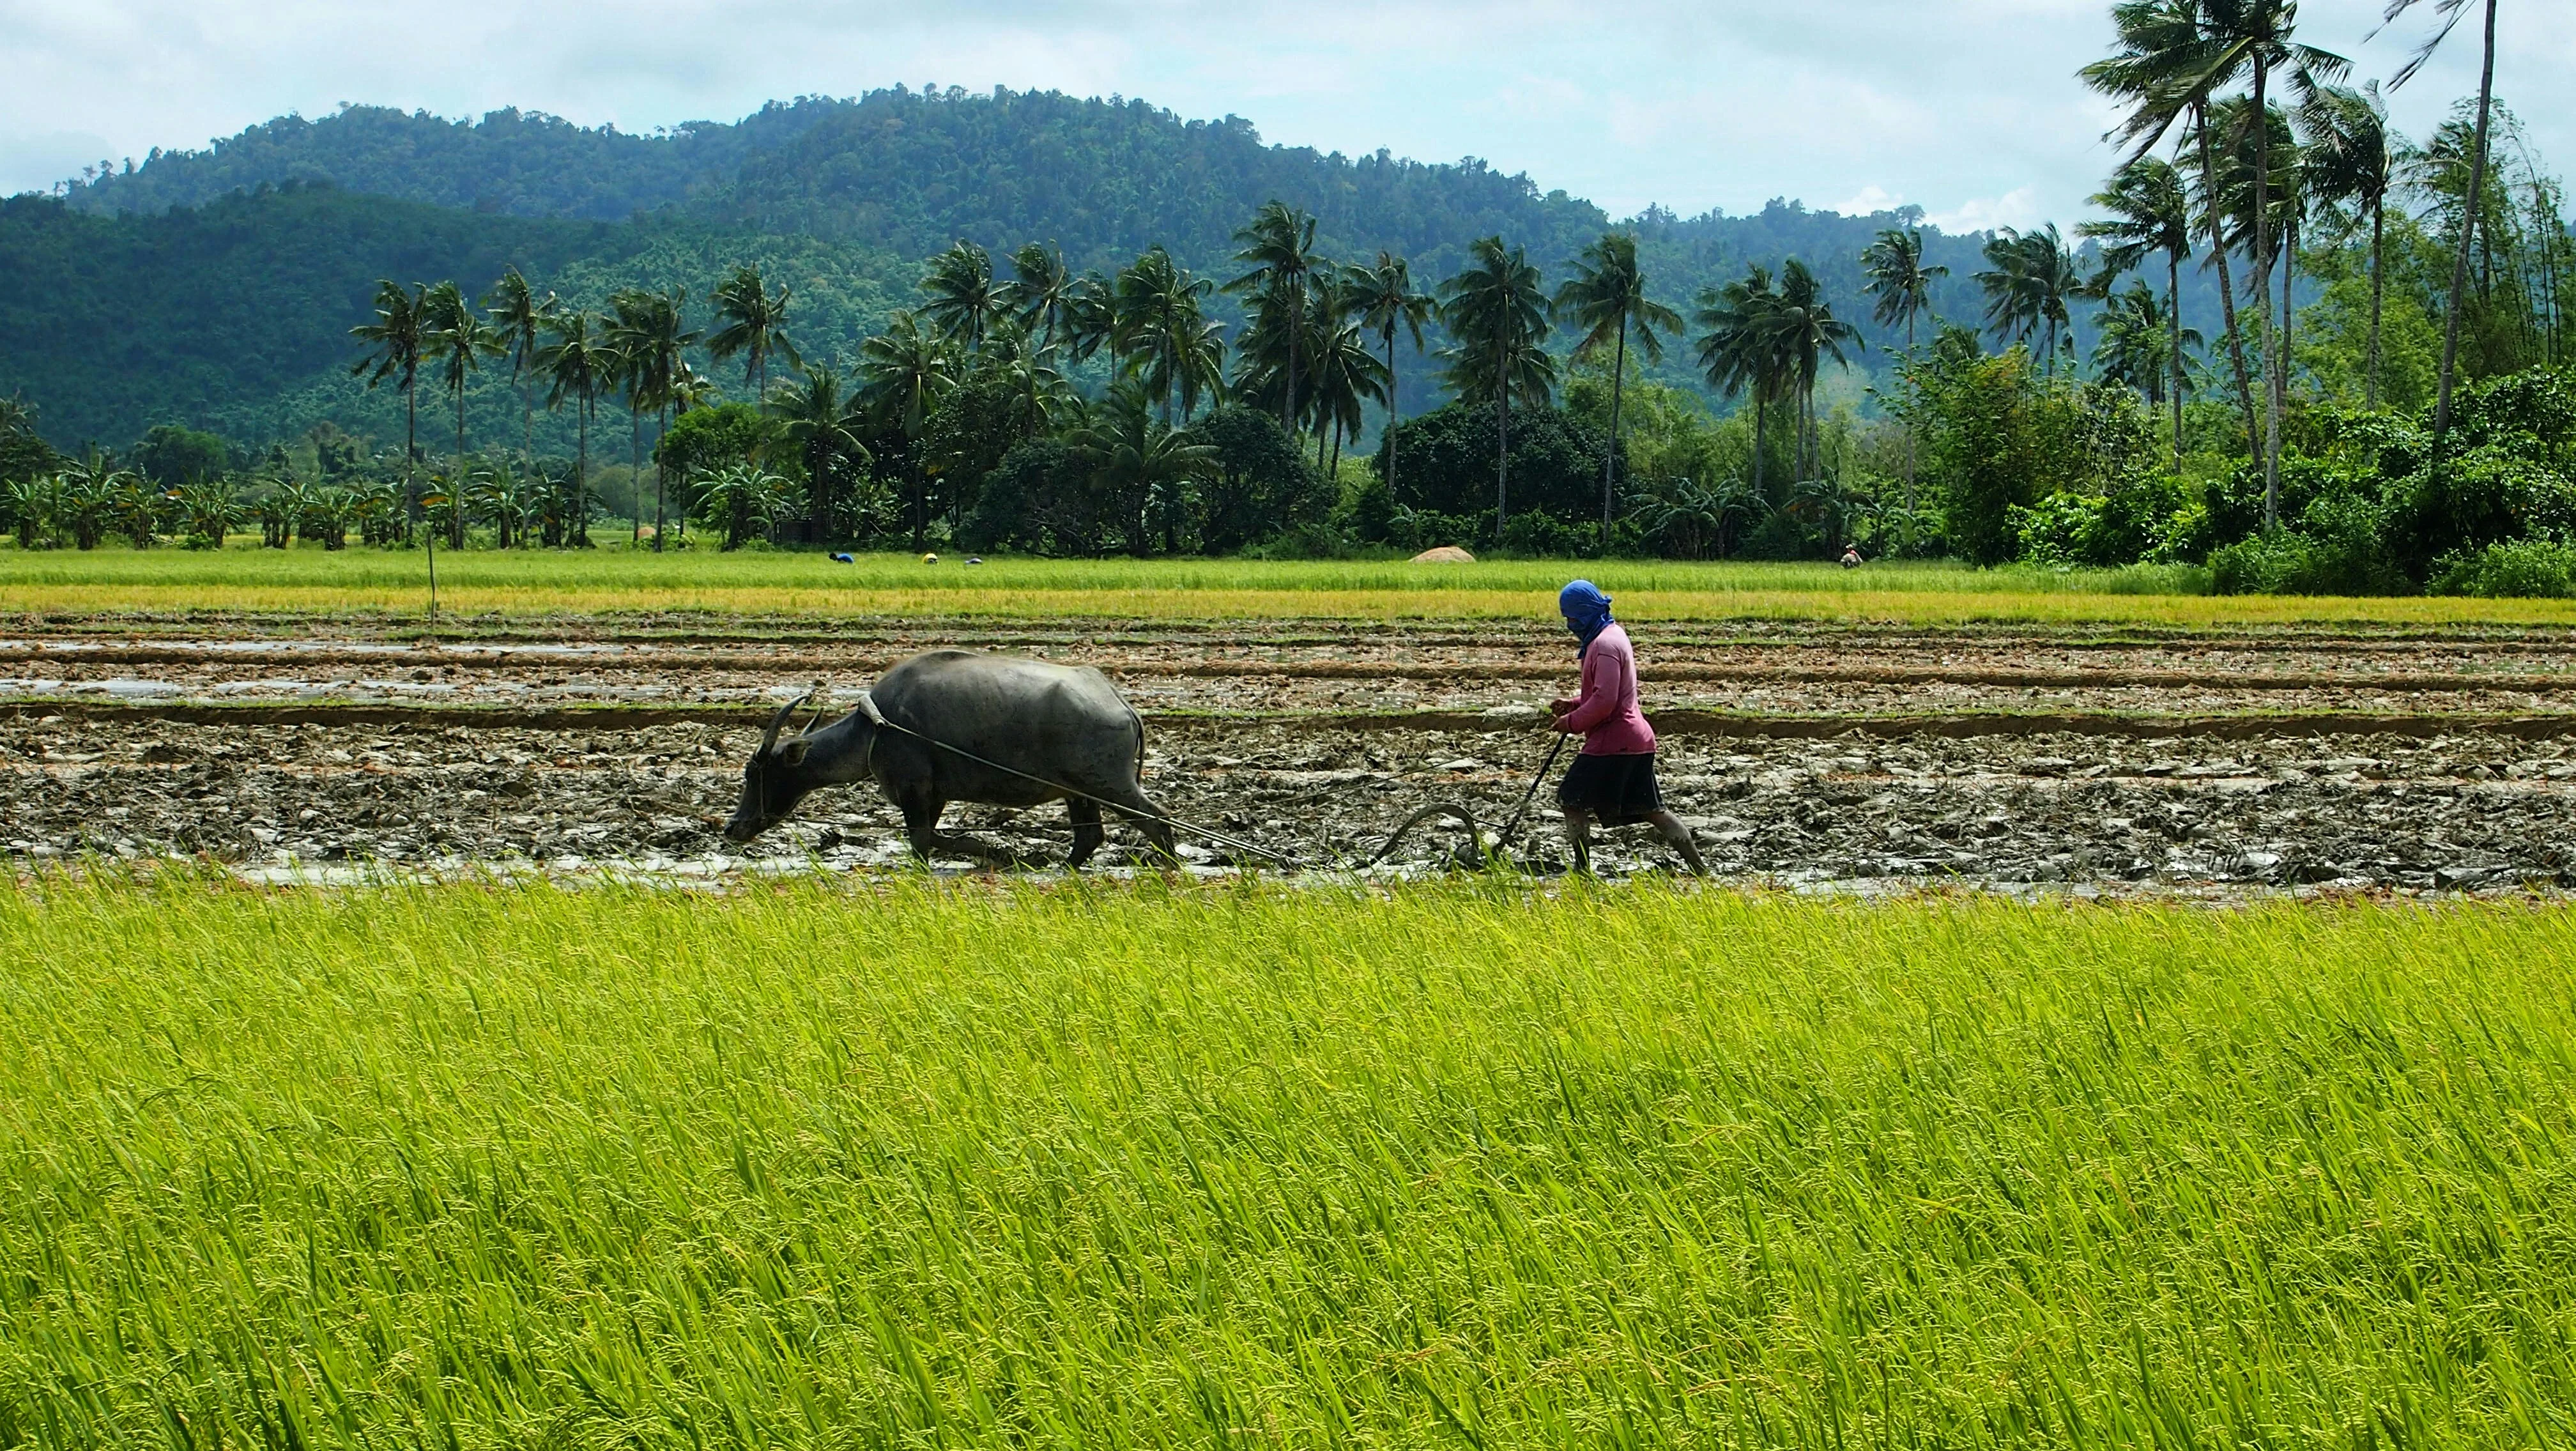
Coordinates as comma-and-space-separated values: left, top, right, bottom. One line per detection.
2379, 0, 2497, 438
1062, 272, 1119, 365
2085, 0, 2261, 463
2095, 281, 2204, 404
350, 279, 428, 534
1860, 226, 1950, 507
698, 464, 805, 551
1002, 243, 1074, 349
484, 268, 558, 461
1860, 227, 1947, 353
859, 311, 957, 548
1339, 251, 1435, 499
706, 263, 801, 404
1975, 225, 2083, 374
423, 281, 500, 548
1114, 247, 1223, 422
766, 363, 873, 541
972, 321, 1074, 445
2082, 157, 2196, 462
1694, 264, 1791, 505
535, 309, 611, 546
1225, 203, 1325, 433
1771, 258, 1861, 482
608, 288, 699, 550
1230, 276, 1333, 440
1071, 383, 1217, 555
920, 242, 1005, 350
2082, 0, 2344, 529
2299, 82, 2398, 408
2205, 0, 2346, 525
1437, 236, 1553, 541
1554, 232, 1685, 528
1307, 316, 1392, 478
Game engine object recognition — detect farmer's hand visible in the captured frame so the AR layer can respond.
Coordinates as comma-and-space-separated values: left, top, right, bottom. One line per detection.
1549, 696, 1576, 716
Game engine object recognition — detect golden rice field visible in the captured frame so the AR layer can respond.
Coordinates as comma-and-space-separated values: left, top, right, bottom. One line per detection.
3, 875, 2573, 1447
8, 544, 2576, 627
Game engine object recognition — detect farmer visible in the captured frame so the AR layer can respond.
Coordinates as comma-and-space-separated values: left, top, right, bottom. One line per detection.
1547, 580, 1706, 875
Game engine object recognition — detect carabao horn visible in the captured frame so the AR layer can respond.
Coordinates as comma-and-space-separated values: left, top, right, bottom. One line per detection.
759, 691, 815, 755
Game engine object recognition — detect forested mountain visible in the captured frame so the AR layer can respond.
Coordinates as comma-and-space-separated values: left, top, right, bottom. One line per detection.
17, 84, 2044, 450
61, 100, 848, 223
0, 186, 651, 446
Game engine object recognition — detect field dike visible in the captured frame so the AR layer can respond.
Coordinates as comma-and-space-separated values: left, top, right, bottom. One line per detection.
15, 697, 2576, 741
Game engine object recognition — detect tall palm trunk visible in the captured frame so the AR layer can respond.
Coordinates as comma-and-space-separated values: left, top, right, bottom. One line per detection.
1382, 332, 1402, 503
1903, 312, 1919, 514
1284, 279, 1301, 434
2168, 250, 2186, 468
2196, 103, 2262, 453
2278, 211, 2299, 451
1751, 391, 1768, 505
1604, 319, 1627, 528
2252, 57, 2282, 532
574, 397, 590, 549
2433, 0, 2497, 441
661, 406, 682, 548
631, 406, 645, 546
1493, 339, 1510, 542
452, 388, 470, 551
2368, 201, 2386, 409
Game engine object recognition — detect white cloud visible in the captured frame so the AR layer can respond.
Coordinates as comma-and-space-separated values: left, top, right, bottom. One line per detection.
1832, 185, 1906, 217
1928, 187, 2043, 236
0, 0, 2568, 233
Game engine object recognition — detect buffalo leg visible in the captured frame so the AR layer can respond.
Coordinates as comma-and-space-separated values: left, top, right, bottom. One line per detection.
899, 798, 1030, 868
1067, 798, 1105, 868
1105, 785, 1182, 864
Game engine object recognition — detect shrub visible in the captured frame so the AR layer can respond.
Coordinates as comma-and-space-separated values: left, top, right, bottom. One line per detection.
1374, 403, 1614, 526
2209, 500, 2409, 596
2430, 540, 2576, 598
962, 439, 1112, 556
2380, 445, 2576, 581
2009, 492, 2110, 567
1194, 407, 1332, 553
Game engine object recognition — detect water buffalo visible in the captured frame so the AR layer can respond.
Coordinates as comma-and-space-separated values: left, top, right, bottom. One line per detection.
723, 649, 1179, 866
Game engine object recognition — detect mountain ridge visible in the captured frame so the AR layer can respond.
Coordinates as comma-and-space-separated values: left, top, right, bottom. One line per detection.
12, 86, 2109, 452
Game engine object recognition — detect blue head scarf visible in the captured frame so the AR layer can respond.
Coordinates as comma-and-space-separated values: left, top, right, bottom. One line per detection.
1559, 580, 1614, 653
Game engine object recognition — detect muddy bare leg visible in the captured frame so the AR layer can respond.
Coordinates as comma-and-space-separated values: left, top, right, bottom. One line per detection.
1067, 797, 1105, 868
1646, 808, 1706, 875
1562, 805, 1593, 875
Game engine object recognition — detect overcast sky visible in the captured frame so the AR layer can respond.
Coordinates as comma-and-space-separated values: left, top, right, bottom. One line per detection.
4, 0, 2570, 230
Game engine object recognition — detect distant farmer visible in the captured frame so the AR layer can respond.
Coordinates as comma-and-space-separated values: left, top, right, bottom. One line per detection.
1547, 581, 1706, 875
1839, 543, 1864, 569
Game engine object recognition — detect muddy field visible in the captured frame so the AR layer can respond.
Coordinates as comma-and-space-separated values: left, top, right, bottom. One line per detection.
6, 614, 2575, 891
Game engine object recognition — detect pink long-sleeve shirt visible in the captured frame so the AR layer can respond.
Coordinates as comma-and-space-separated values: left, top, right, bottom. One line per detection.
1555, 622, 1656, 755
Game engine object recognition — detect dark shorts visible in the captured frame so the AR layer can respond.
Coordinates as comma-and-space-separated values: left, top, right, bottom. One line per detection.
1557, 751, 1663, 824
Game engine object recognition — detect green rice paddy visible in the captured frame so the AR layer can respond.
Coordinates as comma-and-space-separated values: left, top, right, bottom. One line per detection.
4, 875, 2572, 1446
10, 544, 2576, 627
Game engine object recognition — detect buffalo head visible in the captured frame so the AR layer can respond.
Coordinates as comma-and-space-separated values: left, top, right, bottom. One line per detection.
724, 692, 845, 843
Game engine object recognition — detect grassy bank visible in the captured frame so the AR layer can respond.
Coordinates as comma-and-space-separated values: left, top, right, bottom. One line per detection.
9, 544, 2576, 627
4, 876, 2572, 1445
